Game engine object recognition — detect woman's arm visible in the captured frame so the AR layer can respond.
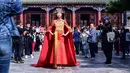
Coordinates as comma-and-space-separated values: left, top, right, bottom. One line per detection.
65, 31, 69, 36
63, 20, 72, 36
49, 30, 54, 35
48, 20, 55, 35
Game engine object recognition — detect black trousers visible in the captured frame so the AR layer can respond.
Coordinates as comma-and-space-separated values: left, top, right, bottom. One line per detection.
13, 38, 23, 61
29, 43, 32, 55
120, 42, 126, 58
121, 46, 126, 58
114, 40, 119, 54
102, 42, 113, 63
74, 42, 80, 55
34, 42, 40, 52
80, 42, 84, 55
24, 43, 31, 55
95, 43, 98, 53
126, 41, 130, 54
89, 43, 97, 58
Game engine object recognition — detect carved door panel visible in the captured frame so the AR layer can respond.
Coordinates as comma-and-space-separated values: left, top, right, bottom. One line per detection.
76, 14, 80, 26
80, 14, 90, 27
42, 13, 46, 26
65, 13, 71, 26
90, 13, 96, 25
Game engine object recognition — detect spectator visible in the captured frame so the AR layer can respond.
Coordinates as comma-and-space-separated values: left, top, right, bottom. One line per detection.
120, 27, 127, 59
34, 33, 41, 52
73, 27, 80, 55
23, 31, 32, 58
125, 29, 130, 55
114, 28, 120, 55
13, 24, 24, 63
88, 23, 97, 59
0, 0, 22, 73
80, 28, 90, 58
100, 18, 113, 64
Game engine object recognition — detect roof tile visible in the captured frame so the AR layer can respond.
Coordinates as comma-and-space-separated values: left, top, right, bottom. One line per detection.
23, 0, 113, 4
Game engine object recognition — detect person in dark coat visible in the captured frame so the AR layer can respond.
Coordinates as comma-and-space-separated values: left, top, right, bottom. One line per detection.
120, 27, 127, 59
34, 33, 41, 52
100, 18, 113, 64
114, 28, 120, 55
88, 23, 97, 58
73, 27, 80, 55
28, 33, 33, 57
23, 31, 32, 58
13, 24, 24, 63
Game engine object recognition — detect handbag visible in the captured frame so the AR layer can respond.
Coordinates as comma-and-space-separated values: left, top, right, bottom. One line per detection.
107, 31, 115, 43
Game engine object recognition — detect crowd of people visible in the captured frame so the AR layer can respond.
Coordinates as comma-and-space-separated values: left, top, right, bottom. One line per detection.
10, 18, 130, 66
12, 23, 46, 63
11, 18, 130, 65
73, 18, 130, 64
1, 0, 130, 72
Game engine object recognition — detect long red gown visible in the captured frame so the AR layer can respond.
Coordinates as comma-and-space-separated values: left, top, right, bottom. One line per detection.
32, 20, 80, 68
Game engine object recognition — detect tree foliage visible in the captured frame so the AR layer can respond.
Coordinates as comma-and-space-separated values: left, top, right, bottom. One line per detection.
120, 0, 130, 10
105, 0, 130, 14
105, 0, 123, 14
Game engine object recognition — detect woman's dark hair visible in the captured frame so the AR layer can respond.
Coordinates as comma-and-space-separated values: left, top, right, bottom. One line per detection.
53, 8, 65, 19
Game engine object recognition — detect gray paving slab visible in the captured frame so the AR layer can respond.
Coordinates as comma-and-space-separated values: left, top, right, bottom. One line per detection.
10, 51, 130, 73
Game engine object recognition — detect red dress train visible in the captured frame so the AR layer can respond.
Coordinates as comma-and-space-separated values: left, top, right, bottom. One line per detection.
32, 21, 80, 68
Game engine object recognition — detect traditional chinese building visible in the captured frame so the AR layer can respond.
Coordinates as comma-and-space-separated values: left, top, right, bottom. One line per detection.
16, 0, 122, 28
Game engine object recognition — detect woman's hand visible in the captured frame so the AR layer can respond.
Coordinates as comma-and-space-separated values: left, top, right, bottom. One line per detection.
62, 31, 69, 36
65, 31, 69, 36
62, 33, 66, 36
51, 33, 54, 35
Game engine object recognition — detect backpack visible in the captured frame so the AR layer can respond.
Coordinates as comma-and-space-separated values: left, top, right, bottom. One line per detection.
107, 31, 115, 43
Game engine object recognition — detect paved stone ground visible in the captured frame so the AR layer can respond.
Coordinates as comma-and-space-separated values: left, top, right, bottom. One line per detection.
10, 51, 130, 73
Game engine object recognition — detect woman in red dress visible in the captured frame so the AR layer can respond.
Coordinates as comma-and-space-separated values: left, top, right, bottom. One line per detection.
32, 8, 79, 69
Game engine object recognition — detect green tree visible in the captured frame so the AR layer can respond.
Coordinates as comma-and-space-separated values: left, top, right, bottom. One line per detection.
106, 0, 130, 26
120, 0, 130, 25
105, 0, 123, 14
120, 0, 130, 10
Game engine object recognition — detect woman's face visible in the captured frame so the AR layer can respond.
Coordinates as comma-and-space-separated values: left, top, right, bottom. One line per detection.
57, 13, 62, 19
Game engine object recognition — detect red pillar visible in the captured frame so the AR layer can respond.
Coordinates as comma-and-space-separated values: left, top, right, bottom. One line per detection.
46, 11, 49, 27
20, 13, 23, 25
72, 11, 76, 27
98, 11, 101, 25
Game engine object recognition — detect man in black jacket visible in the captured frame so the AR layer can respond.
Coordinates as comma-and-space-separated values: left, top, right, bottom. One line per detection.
13, 24, 24, 63
100, 18, 113, 64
